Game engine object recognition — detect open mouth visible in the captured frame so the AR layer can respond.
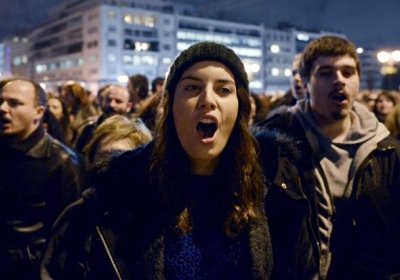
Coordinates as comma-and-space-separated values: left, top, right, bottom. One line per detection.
332, 93, 348, 103
0, 118, 10, 124
196, 118, 217, 140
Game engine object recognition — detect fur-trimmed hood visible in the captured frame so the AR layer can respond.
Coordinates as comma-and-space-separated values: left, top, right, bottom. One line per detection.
253, 128, 302, 183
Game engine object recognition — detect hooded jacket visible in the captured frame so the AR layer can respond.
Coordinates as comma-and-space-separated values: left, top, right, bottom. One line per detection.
254, 101, 400, 280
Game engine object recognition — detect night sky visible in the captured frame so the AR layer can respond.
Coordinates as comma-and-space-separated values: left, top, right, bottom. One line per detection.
1, 0, 399, 49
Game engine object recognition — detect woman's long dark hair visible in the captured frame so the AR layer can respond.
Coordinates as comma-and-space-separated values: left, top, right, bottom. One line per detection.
149, 81, 265, 238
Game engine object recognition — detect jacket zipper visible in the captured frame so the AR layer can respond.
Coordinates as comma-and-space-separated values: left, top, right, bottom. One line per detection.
96, 226, 123, 280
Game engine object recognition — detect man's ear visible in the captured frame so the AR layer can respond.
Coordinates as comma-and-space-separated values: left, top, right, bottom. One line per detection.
126, 102, 133, 113
34, 105, 45, 123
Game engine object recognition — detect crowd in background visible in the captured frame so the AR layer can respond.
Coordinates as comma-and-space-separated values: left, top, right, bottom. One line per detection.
40, 75, 400, 154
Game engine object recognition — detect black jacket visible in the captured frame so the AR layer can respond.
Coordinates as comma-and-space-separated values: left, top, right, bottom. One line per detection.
0, 129, 84, 278
254, 111, 400, 280
41, 143, 273, 279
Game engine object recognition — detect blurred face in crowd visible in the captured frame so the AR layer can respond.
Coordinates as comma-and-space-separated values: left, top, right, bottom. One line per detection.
290, 55, 306, 100
0, 80, 44, 140
173, 61, 239, 175
48, 97, 64, 120
307, 55, 360, 125
104, 86, 132, 114
375, 94, 395, 116
96, 138, 134, 156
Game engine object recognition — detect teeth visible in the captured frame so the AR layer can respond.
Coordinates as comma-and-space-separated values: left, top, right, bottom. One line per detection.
199, 118, 215, 124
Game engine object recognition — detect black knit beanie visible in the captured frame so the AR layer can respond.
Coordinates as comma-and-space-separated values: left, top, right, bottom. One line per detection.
165, 41, 249, 95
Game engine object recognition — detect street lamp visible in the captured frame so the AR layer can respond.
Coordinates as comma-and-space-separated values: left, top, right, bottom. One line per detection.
377, 49, 400, 90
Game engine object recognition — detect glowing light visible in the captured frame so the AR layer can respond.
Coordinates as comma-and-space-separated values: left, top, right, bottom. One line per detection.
392, 50, 400, 62
284, 68, 292, 77
270, 44, 280, 53
377, 51, 390, 63
296, 33, 310, 41
271, 68, 280, 76
356, 47, 364, 54
245, 63, 261, 73
117, 75, 128, 83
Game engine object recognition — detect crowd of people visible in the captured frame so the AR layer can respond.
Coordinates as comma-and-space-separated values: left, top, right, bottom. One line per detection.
0, 37, 399, 279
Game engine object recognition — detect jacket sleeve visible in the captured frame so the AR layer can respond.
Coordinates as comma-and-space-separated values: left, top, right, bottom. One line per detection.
354, 146, 400, 279
40, 194, 95, 280
47, 142, 85, 221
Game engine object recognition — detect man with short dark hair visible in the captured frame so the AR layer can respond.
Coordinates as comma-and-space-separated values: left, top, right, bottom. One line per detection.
127, 74, 149, 112
267, 53, 307, 117
151, 76, 165, 95
255, 36, 400, 279
0, 78, 83, 279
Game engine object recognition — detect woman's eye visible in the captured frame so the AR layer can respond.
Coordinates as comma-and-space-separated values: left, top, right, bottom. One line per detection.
219, 87, 232, 94
185, 84, 200, 91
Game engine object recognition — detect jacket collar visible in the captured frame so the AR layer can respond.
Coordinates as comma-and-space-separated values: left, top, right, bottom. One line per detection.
25, 133, 52, 158
0, 125, 51, 159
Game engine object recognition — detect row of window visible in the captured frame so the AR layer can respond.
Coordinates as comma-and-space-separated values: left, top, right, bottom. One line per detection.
178, 21, 261, 37
177, 31, 262, 48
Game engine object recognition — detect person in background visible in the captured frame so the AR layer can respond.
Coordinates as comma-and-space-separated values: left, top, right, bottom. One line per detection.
0, 78, 84, 279
385, 102, 400, 141
74, 85, 133, 154
249, 93, 273, 126
83, 115, 152, 164
42, 109, 69, 145
93, 84, 112, 115
151, 76, 165, 95
40, 41, 273, 279
373, 91, 397, 123
267, 53, 307, 118
61, 82, 98, 143
127, 74, 149, 112
359, 90, 378, 111
47, 94, 72, 144
135, 93, 162, 134
254, 36, 400, 279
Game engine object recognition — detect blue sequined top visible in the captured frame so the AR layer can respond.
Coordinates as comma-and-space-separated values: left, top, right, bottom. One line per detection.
164, 175, 251, 279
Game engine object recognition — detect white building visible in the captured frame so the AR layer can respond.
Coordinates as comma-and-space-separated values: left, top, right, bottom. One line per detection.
0, 36, 31, 79
3, 0, 357, 94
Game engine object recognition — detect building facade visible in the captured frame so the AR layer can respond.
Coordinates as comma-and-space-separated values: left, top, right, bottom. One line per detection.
2, 0, 374, 94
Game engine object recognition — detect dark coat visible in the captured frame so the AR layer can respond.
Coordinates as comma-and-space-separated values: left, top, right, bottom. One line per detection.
0, 131, 84, 278
254, 111, 400, 280
41, 143, 273, 280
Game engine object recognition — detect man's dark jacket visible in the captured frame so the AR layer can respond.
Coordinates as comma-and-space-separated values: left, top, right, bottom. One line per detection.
0, 128, 84, 278
253, 111, 400, 280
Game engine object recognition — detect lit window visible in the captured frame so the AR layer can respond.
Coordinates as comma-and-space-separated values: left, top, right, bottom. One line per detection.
271, 68, 280, 76
135, 42, 150, 51
108, 10, 117, 20
13, 56, 21, 66
284, 68, 292, 77
245, 63, 260, 73
123, 55, 133, 64
162, 57, 171, 64
249, 80, 262, 89
270, 44, 280, 53
124, 14, 133, 24
143, 16, 156, 27
107, 53, 117, 62
297, 33, 310, 41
